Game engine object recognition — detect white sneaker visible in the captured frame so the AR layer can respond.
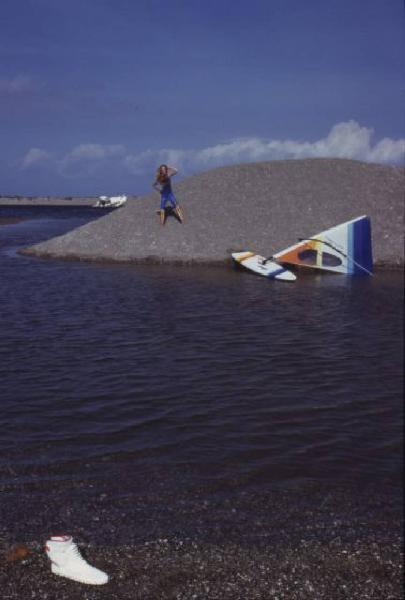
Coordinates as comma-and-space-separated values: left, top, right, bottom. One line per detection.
45, 535, 108, 585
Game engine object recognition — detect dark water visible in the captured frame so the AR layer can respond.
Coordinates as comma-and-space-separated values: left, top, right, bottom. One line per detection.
0, 207, 403, 493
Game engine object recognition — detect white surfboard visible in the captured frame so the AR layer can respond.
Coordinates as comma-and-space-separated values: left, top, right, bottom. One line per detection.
232, 252, 297, 282
273, 215, 373, 275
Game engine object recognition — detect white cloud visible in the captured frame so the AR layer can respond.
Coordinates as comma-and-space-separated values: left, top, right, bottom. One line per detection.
124, 120, 405, 175
123, 149, 184, 176
66, 143, 125, 161
20, 147, 51, 169
59, 143, 126, 177
0, 75, 34, 94
19, 121, 404, 180
368, 138, 405, 163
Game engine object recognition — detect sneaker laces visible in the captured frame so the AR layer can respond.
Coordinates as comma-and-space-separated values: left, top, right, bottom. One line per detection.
66, 542, 89, 566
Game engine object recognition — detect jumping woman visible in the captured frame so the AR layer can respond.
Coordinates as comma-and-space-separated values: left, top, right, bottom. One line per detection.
153, 164, 184, 225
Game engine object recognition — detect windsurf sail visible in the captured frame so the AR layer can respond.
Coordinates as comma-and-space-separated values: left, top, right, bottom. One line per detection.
273, 216, 373, 275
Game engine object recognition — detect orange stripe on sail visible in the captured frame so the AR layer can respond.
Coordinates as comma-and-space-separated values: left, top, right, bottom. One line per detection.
276, 241, 317, 266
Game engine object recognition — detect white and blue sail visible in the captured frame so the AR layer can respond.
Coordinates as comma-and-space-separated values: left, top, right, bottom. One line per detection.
273, 215, 373, 275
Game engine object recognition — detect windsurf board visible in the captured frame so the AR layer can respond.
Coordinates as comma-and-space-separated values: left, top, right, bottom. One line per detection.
232, 251, 296, 282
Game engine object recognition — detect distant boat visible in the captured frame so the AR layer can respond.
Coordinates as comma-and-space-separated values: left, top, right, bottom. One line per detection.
93, 195, 127, 208
273, 215, 373, 275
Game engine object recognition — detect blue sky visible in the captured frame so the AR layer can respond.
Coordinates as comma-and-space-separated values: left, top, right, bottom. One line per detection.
1, 0, 404, 195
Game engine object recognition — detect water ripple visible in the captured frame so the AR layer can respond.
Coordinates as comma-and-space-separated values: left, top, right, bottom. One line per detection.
0, 208, 403, 488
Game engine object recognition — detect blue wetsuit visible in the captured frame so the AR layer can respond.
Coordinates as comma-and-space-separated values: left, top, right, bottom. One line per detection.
154, 168, 178, 210
159, 178, 177, 210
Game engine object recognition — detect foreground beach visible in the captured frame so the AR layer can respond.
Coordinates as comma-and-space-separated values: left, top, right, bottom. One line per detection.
1, 475, 402, 599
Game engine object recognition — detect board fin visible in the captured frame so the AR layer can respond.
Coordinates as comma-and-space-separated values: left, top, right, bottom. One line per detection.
273, 216, 373, 275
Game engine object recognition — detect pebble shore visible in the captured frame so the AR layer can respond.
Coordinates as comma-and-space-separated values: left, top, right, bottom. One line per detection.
0, 470, 402, 599
18, 159, 404, 268
0, 196, 98, 206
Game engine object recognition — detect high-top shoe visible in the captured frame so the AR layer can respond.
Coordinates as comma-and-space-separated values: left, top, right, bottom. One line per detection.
45, 535, 108, 585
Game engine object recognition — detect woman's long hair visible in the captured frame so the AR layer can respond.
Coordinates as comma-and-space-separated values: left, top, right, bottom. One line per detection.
156, 164, 169, 183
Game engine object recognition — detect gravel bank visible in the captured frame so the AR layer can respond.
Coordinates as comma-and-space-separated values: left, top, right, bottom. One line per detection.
0, 477, 401, 599
0, 196, 99, 206
21, 159, 404, 268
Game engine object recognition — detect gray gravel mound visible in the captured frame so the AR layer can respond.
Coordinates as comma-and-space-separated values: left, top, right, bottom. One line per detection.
22, 159, 404, 267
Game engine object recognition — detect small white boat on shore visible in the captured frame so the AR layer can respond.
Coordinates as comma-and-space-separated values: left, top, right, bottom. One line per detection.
93, 195, 127, 208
